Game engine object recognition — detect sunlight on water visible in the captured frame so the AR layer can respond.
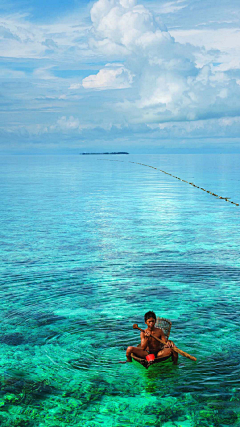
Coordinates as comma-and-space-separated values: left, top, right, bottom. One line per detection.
0, 154, 240, 426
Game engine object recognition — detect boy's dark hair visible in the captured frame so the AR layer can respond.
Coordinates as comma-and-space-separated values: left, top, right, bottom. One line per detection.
144, 311, 156, 322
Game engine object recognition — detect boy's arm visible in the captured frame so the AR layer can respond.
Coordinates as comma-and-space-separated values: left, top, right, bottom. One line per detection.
140, 331, 149, 350
159, 328, 167, 343
158, 329, 175, 347
159, 329, 175, 348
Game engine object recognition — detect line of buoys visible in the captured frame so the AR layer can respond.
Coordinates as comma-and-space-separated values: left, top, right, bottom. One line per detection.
98, 158, 239, 207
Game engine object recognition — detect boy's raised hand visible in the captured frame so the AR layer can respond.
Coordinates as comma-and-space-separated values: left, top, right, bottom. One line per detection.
165, 340, 175, 348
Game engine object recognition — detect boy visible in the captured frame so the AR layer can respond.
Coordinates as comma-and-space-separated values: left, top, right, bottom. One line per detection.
123, 311, 178, 364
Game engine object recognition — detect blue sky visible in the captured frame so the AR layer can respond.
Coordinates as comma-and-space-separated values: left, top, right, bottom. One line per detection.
1, 0, 240, 153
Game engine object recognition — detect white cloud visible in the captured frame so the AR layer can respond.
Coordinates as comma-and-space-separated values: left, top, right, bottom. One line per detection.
1, 0, 240, 149
171, 28, 240, 52
0, 68, 26, 78
89, 0, 170, 56
0, 14, 90, 60
171, 28, 240, 71
8, 116, 83, 137
2, 115, 240, 147
33, 67, 55, 80
152, 0, 187, 15
83, 0, 240, 124
82, 64, 134, 89
55, 116, 81, 130
146, 116, 240, 140
69, 83, 82, 89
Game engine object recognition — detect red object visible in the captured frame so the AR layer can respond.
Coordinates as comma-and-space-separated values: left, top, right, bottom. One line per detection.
146, 354, 155, 362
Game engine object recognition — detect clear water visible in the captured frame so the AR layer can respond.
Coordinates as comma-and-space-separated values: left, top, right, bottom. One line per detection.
0, 154, 240, 427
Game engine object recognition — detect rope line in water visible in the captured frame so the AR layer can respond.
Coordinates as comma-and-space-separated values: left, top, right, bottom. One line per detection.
98, 159, 239, 207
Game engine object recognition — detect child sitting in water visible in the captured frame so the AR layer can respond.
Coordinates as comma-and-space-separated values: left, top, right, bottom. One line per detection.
123, 311, 178, 364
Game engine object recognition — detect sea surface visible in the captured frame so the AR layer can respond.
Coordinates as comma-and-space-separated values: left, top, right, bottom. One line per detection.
0, 153, 240, 427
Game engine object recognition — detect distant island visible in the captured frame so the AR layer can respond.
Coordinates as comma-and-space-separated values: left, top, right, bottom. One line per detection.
80, 152, 129, 155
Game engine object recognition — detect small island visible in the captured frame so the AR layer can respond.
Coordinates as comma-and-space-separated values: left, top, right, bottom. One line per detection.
80, 152, 129, 155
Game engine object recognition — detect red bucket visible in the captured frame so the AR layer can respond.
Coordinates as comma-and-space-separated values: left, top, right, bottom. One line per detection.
146, 354, 155, 362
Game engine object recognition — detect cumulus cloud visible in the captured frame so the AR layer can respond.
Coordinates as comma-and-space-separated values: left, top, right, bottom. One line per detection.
2, 0, 240, 150
89, 0, 169, 56
148, 116, 240, 139
172, 28, 240, 72
3, 116, 83, 139
82, 0, 240, 125
55, 116, 81, 130
2, 115, 240, 149
82, 64, 134, 89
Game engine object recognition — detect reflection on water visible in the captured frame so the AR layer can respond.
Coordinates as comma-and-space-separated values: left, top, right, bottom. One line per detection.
0, 154, 240, 426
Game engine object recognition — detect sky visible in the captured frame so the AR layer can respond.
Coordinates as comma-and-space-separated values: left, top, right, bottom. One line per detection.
1, 0, 240, 153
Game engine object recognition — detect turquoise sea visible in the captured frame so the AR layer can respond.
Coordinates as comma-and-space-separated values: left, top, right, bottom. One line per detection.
0, 153, 240, 427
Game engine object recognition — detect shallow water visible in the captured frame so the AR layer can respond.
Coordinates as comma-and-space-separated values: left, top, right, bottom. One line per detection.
0, 153, 240, 426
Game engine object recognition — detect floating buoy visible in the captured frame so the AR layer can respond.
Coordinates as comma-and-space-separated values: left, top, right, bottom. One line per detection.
98, 159, 239, 206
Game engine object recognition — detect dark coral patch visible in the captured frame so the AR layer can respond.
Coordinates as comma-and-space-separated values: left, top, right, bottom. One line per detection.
2, 376, 56, 404
33, 312, 66, 326
0, 333, 25, 346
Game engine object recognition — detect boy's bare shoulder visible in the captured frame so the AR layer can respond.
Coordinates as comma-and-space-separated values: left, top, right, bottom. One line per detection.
154, 327, 165, 335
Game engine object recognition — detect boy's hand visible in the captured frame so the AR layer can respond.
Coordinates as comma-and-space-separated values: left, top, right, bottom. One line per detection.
144, 331, 151, 338
165, 340, 175, 348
